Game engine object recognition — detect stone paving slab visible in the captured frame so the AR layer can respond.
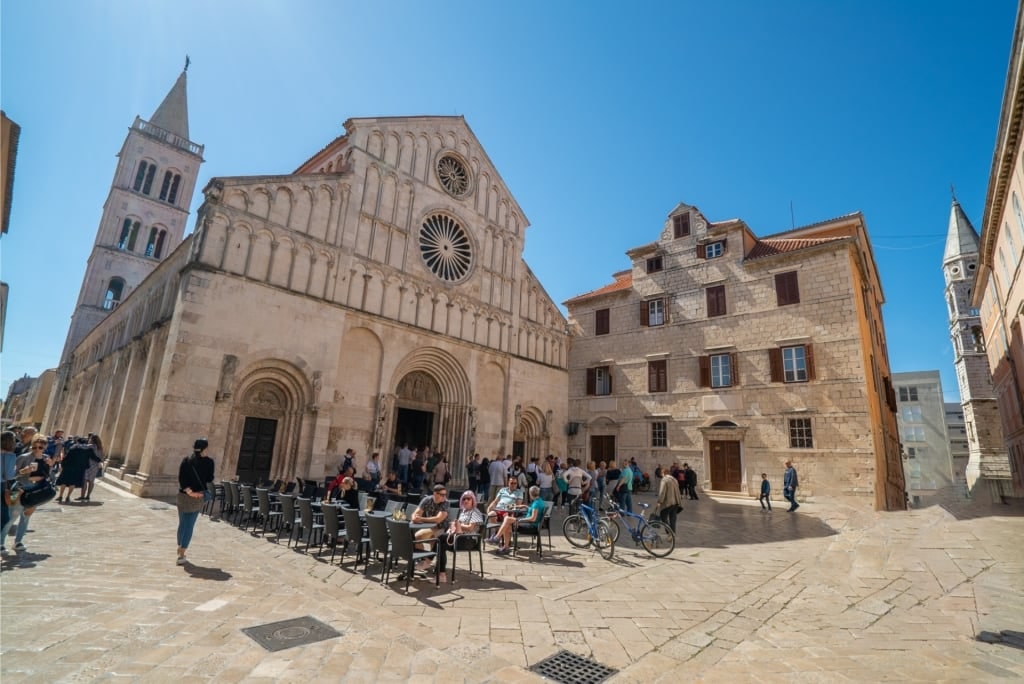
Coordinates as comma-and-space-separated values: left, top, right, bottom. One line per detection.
2, 484, 1023, 681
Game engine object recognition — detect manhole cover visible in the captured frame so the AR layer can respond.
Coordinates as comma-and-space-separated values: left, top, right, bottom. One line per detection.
242, 616, 342, 652
530, 649, 617, 684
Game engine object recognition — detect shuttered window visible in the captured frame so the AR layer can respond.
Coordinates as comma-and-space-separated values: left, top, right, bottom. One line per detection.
586, 366, 612, 396
775, 271, 800, 306
706, 285, 726, 317
648, 359, 667, 392
595, 308, 610, 335
700, 353, 737, 388
673, 214, 690, 238
769, 344, 815, 383
640, 298, 668, 327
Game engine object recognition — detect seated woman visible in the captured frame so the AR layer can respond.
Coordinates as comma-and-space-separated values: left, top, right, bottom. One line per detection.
327, 475, 360, 508
437, 490, 484, 583
493, 485, 545, 555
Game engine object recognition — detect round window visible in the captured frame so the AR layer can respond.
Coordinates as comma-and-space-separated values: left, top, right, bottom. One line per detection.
436, 154, 471, 198
968, 263, 976, 270
420, 214, 472, 282
951, 267, 960, 274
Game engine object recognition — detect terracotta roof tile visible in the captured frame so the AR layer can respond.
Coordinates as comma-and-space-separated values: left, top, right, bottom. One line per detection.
564, 271, 633, 305
746, 236, 848, 261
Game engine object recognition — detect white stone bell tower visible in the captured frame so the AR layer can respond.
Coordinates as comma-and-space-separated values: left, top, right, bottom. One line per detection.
58, 64, 204, 363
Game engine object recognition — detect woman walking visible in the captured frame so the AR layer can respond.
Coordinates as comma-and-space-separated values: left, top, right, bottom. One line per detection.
78, 433, 104, 502
176, 438, 215, 566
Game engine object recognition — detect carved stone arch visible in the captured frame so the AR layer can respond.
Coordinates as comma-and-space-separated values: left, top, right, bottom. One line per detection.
385, 131, 401, 167
252, 187, 272, 218
368, 130, 385, 159
227, 358, 313, 483
513, 405, 548, 464
225, 189, 249, 211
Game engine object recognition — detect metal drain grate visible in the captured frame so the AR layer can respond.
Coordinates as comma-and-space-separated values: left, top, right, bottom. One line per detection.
530, 649, 617, 684
242, 616, 341, 652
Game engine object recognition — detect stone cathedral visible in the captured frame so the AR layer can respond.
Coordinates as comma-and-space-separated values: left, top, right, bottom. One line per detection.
46, 70, 569, 496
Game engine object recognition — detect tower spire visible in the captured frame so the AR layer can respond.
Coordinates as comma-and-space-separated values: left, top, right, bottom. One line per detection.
942, 194, 979, 264
149, 69, 190, 141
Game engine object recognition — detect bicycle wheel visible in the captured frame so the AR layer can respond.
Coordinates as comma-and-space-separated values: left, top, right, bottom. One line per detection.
562, 514, 592, 548
600, 515, 620, 543
640, 519, 675, 557
594, 521, 615, 560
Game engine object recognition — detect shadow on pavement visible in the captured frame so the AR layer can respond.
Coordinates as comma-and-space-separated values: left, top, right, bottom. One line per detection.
184, 563, 233, 581
663, 498, 838, 549
0, 550, 52, 570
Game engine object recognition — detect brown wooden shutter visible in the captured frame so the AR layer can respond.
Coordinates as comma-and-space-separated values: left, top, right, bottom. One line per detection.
596, 308, 609, 335
662, 297, 670, 324
805, 344, 815, 380
696, 244, 706, 259
730, 352, 739, 387
769, 348, 783, 382
775, 272, 800, 306
659, 360, 667, 391
640, 301, 649, 327
607, 366, 613, 393
586, 368, 596, 395
648, 362, 657, 392
699, 355, 710, 388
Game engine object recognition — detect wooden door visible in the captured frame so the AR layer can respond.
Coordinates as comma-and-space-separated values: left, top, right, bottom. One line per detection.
590, 435, 615, 464
237, 417, 277, 484
709, 440, 741, 492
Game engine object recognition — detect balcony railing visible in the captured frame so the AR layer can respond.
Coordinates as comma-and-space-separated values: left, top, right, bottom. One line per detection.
133, 117, 204, 157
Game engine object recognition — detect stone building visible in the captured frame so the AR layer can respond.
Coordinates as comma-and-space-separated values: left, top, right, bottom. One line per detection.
2, 370, 55, 429
972, 2, 1024, 499
944, 402, 970, 495
564, 204, 905, 510
892, 371, 955, 503
46, 101, 569, 495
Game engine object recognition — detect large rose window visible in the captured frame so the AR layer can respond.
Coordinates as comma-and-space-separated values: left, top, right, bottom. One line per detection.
419, 214, 472, 282
436, 154, 470, 198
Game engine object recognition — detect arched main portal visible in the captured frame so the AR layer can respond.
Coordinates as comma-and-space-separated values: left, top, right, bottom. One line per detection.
513, 405, 548, 464
379, 348, 473, 487
227, 362, 310, 484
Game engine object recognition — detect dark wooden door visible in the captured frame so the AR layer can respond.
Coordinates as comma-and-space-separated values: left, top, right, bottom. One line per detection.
590, 435, 615, 464
709, 440, 741, 492
237, 417, 277, 484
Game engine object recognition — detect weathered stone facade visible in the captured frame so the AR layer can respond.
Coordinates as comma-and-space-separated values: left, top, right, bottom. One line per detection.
47, 114, 568, 496
565, 204, 905, 510
893, 371, 955, 500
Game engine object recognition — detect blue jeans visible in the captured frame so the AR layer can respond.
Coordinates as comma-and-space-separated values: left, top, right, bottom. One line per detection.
399, 464, 409, 484
177, 510, 201, 549
1, 501, 23, 547
617, 489, 633, 514
15, 510, 32, 543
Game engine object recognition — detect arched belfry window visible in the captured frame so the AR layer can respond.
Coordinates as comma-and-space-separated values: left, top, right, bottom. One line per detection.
159, 170, 182, 204
119, 217, 142, 251
103, 278, 125, 310
145, 227, 160, 257
133, 161, 156, 196
154, 229, 167, 259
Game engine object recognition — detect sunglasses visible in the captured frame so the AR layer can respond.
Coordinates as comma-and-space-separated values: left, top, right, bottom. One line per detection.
33, 444, 46, 449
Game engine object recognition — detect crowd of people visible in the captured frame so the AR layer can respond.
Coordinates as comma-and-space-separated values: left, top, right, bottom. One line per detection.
1, 426, 105, 556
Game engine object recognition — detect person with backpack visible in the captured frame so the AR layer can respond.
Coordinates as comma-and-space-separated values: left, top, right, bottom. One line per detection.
176, 438, 215, 566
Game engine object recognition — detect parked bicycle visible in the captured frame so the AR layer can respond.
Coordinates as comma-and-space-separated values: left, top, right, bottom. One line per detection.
562, 501, 615, 560
602, 501, 675, 557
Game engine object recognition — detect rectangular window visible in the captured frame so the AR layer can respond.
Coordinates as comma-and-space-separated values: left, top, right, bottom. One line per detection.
648, 359, 667, 393
898, 386, 918, 402
768, 344, 815, 383
673, 214, 690, 238
775, 271, 800, 306
705, 241, 724, 258
789, 418, 813, 448
901, 406, 923, 422
648, 299, 665, 326
706, 285, 726, 317
651, 421, 667, 447
710, 353, 732, 388
783, 346, 808, 382
903, 426, 925, 442
586, 366, 612, 396
646, 256, 663, 273
595, 308, 610, 336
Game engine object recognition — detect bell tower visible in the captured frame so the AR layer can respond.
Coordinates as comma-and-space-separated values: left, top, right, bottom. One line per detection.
943, 195, 1011, 502
58, 64, 204, 362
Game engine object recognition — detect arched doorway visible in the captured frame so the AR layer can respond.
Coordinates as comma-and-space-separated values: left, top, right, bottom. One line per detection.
393, 371, 440, 451
513, 405, 547, 463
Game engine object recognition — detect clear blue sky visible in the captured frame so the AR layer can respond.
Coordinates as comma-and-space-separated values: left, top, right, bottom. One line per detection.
0, 0, 1016, 403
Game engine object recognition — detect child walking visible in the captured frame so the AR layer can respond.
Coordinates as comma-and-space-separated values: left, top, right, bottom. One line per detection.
759, 473, 772, 511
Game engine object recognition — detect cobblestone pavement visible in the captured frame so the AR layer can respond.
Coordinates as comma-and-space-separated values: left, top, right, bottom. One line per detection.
2, 482, 1023, 682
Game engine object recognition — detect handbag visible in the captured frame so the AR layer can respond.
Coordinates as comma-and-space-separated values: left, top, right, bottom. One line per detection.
177, 491, 206, 513
21, 480, 57, 508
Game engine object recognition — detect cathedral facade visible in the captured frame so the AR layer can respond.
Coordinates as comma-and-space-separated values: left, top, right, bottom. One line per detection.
47, 81, 568, 495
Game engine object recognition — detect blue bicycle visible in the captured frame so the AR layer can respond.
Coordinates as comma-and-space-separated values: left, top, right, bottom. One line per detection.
603, 501, 675, 557
562, 501, 615, 560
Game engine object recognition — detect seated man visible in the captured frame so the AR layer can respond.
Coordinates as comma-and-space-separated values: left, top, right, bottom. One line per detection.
411, 484, 449, 572
493, 485, 545, 555
377, 470, 402, 496
486, 475, 525, 538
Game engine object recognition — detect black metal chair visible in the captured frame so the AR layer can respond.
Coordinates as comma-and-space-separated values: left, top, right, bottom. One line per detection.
340, 506, 369, 571
238, 486, 261, 531
277, 494, 301, 546
204, 481, 224, 518
385, 518, 439, 593
447, 508, 484, 583
255, 488, 282, 536
317, 503, 346, 565
295, 497, 324, 553
364, 513, 392, 583
223, 481, 240, 524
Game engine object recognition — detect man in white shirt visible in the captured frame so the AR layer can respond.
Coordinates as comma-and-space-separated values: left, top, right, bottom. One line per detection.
488, 457, 508, 502
563, 459, 592, 512
398, 443, 412, 484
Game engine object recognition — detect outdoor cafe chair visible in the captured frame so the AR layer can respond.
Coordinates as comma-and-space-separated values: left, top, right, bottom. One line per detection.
239, 486, 261, 532
277, 494, 301, 546
296, 497, 325, 553
318, 503, 346, 565
255, 488, 282, 536
364, 512, 392, 583
385, 517, 439, 593
513, 501, 554, 559
223, 481, 240, 524
340, 506, 370, 571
